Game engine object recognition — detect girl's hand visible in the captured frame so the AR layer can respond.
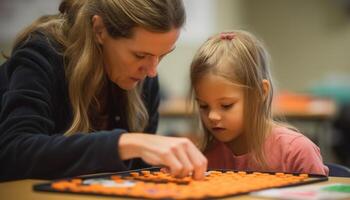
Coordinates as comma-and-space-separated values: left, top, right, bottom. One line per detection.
119, 133, 207, 180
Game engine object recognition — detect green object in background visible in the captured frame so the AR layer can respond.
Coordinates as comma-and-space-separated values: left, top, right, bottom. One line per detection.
321, 184, 350, 193
309, 85, 350, 105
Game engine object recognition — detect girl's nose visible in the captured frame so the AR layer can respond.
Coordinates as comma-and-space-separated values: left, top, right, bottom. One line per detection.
208, 110, 221, 122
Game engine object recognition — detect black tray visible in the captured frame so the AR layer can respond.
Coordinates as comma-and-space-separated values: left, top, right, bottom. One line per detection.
33, 167, 328, 199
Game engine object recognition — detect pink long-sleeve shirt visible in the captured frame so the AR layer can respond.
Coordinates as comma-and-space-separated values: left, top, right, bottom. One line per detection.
204, 127, 329, 176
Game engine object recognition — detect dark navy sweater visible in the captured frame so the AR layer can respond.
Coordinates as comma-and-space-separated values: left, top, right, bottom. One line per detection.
0, 33, 159, 181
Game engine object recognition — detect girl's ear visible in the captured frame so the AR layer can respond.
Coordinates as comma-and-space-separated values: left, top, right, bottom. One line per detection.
92, 15, 107, 45
262, 79, 270, 100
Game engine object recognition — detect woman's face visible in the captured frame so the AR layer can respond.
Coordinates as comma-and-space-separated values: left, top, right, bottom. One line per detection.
94, 16, 180, 90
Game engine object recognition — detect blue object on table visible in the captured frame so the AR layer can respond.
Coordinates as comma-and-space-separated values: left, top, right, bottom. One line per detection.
326, 163, 350, 177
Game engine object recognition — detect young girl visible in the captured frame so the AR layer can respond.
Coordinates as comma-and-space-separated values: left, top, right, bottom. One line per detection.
190, 30, 328, 175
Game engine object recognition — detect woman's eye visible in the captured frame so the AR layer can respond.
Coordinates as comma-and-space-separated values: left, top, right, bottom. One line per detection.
199, 105, 208, 109
221, 104, 233, 109
159, 54, 166, 62
135, 54, 146, 59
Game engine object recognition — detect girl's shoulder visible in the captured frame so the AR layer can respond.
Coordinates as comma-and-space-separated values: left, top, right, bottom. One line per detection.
268, 126, 328, 176
266, 126, 322, 163
268, 126, 313, 146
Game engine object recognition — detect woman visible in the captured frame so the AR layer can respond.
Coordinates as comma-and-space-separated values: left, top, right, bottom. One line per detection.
0, 0, 207, 181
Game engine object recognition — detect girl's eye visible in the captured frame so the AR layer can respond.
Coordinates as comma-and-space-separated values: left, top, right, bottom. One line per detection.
221, 104, 233, 109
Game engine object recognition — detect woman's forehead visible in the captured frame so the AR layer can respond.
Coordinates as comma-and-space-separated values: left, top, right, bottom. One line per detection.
126, 27, 180, 54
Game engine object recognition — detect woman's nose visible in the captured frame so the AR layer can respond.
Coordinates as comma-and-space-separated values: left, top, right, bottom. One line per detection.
146, 56, 159, 77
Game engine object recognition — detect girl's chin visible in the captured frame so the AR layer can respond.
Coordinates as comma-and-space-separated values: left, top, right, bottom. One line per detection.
212, 134, 235, 143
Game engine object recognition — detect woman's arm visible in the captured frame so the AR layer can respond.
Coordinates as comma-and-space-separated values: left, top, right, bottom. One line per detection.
0, 37, 129, 181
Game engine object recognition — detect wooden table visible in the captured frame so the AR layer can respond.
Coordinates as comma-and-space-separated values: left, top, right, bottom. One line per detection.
1, 177, 349, 200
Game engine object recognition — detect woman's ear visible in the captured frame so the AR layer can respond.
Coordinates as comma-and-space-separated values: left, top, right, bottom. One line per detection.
262, 79, 270, 100
92, 15, 106, 45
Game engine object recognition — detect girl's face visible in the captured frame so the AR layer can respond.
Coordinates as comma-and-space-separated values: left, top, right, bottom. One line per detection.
94, 16, 180, 90
194, 74, 245, 143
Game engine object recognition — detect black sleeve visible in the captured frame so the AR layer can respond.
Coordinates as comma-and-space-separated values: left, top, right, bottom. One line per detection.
0, 39, 128, 181
143, 76, 160, 134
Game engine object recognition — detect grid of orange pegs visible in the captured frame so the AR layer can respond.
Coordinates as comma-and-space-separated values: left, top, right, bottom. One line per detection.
34, 168, 327, 199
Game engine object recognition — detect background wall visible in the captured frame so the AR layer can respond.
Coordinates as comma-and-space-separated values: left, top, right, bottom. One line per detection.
0, 0, 60, 58
158, 0, 350, 99
1, 0, 350, 164
241, 0, 350, 92
1, 0, 350, 95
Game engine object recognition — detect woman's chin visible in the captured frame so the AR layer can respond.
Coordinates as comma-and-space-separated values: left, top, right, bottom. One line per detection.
114, 80, 138, 91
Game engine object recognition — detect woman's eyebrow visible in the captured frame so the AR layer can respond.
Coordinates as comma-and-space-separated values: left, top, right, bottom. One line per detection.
137, 46, 176, 56
195, 98, 206, 103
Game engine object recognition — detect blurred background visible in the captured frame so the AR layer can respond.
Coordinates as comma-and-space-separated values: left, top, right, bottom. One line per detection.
1, 0, 350, 167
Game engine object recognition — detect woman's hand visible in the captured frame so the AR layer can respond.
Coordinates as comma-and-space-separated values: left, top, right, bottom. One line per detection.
119, 133, 207, 180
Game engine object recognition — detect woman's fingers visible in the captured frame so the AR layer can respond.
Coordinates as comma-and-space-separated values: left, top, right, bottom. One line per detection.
160, 148, 183, 176
121, 133, 207, 179
186, 141, 208, 180
171, 140, 194, 177
162, 137, 207, 179
160, 167, 170, 173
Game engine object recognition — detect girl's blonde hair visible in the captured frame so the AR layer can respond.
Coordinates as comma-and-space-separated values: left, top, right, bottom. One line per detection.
11, 0, 185, 135
190, 30, 274, 169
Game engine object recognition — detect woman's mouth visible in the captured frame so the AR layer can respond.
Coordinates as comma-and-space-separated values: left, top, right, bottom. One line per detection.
130, 77, 141, 82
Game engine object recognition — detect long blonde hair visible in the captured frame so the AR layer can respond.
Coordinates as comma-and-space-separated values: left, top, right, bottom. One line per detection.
11, 0, 186, 135
190, 30, 274, 169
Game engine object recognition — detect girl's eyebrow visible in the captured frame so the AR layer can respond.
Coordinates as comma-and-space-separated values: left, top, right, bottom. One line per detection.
195, 97, 238, 102
217, 97, 239, 101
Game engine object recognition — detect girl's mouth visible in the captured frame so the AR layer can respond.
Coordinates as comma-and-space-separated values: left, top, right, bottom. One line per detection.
211, 127, 226, 133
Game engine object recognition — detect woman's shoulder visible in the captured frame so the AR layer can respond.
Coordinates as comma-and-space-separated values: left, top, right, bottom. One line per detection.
15, 31, 62, 56
4, 31, 64, 77
15, 31, 60, 48
1, 31, 66, 96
